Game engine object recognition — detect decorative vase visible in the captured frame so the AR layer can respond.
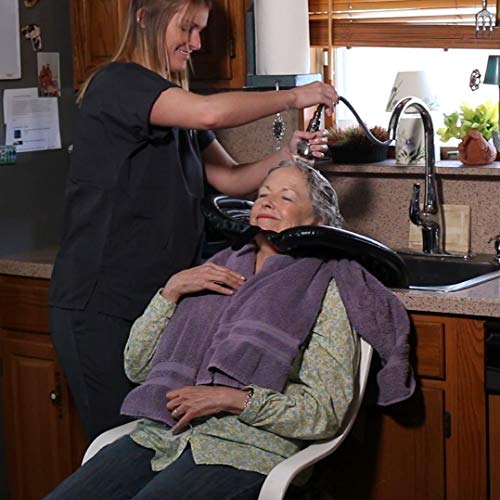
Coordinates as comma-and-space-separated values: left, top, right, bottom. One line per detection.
458, 130, 497, 166
328, 144, 389, 164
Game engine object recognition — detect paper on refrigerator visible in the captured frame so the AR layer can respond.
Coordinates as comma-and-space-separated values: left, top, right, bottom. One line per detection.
3, 87, 61, 152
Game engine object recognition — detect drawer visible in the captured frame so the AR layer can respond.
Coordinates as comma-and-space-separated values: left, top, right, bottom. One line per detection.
411, 317, 446, 380
0, 275, 50, 334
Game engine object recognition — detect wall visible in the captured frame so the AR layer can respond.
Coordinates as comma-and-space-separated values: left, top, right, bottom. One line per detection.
0, 0, 75, 256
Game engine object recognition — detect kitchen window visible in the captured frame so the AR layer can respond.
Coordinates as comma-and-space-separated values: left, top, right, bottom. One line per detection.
309, 1, 500, 147
332, 46, 500, 147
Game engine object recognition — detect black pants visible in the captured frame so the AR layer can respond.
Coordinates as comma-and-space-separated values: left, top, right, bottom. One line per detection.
50, 295, 136, 443
45, 437, 265, 500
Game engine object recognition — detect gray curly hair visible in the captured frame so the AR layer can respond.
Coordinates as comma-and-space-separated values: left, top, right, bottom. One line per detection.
266, 159, 344, 228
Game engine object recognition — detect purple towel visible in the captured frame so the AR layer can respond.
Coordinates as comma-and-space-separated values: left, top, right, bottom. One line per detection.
121, 244, 415, 426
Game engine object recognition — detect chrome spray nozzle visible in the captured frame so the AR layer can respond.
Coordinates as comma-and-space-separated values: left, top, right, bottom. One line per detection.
296, 104, 325, 161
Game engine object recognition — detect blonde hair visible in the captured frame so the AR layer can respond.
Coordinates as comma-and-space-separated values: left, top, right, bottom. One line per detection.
77, 0, 211, 103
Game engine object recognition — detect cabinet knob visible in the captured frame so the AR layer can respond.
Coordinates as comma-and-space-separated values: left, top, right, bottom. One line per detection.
494, 235, 500, 263
49, 389, 61, 405
49, 372, 64, 418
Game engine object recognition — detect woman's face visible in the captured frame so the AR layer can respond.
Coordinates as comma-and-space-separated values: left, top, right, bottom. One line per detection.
165, 3, 209, 73
250, 167, 319, 233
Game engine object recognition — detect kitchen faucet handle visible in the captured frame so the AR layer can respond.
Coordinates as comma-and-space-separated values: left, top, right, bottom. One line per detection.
490, 234, 500, 262
409, 183, 422, 226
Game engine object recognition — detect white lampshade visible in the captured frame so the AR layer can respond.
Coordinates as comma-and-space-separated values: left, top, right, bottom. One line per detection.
386, 71, 439, 112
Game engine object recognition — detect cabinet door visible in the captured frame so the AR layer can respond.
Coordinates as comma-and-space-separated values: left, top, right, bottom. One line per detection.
71, 0, 129, 87
414, 314, 487, 500
190, 0, 246, 89
367, 386, 446, 500
320, 386, 446, 500
0, 330, 83, 500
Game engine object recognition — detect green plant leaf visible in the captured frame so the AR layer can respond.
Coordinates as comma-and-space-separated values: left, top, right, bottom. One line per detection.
437, 101, 499, 142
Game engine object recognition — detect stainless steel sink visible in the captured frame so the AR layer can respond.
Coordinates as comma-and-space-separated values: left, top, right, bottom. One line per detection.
397, 251, 500, 292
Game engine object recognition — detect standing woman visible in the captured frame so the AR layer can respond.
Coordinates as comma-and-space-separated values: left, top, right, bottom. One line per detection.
50, 0, 338, 442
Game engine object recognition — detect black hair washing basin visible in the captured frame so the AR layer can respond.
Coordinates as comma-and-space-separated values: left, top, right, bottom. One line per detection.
397, 251, 500, 292
201, 195, 500, 293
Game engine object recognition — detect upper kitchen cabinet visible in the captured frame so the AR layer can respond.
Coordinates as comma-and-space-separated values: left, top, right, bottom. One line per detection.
71, 0, 129, 88
71, 0, 247, 90
190, 0, 247, 89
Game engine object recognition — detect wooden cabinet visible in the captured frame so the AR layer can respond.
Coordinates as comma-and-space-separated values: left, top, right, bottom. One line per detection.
190, 0, 247, 89
71, 0, 247, 89
71, 0, 129, 88
0, 275, 86, 500
317, 313, 488, 500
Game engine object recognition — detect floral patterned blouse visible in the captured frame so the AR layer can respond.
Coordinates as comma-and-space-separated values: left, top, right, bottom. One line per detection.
123, 279, 358, 482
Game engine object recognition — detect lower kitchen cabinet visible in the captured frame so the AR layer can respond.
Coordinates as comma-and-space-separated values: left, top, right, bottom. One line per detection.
0, 275, 491, 500
318, 312, 487, 500
0, 275, 86, 500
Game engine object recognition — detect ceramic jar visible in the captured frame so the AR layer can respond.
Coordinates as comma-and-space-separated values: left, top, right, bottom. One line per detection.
458, 130, 497, 166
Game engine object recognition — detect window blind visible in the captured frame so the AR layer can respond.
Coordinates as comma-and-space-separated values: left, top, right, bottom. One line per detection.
309, 0, 500, 48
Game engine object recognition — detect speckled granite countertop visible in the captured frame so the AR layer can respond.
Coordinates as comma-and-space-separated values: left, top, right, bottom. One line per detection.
0, 248, 57, 280
393, 279, 500, 318
1, 248, 499, 318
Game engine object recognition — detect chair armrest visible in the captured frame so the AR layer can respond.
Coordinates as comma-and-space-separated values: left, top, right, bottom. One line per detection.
81, 420, 139, 465
257, 437, 343, 500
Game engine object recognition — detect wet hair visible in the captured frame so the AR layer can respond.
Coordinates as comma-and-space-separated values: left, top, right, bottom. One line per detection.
266, 159, 344, 228
77, 0, 211, 102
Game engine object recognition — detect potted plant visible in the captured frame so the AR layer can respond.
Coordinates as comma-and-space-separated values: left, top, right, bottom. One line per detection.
437, 100, 498, 165
327, 125, 389, 164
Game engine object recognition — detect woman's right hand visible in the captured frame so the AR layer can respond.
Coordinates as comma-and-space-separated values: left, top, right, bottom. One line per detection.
289, 82, 339, 115
161, 263, 246, 303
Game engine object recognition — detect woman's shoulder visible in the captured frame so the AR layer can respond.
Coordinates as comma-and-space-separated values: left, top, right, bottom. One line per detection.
95, 61, 170, 84
87, 63, 181, 98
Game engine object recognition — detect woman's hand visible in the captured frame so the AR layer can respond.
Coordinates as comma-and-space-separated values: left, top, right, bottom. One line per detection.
161, 263, 246, 303
289, 82, 339, 115
285, 129, 329, 159
166, 386, 249, 434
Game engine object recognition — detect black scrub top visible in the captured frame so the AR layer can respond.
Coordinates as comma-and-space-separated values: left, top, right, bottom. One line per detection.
49, 62, 215, 320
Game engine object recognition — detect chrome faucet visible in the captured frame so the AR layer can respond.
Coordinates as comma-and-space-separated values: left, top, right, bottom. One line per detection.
333, 96, 443, 254
392, 97, 443, 254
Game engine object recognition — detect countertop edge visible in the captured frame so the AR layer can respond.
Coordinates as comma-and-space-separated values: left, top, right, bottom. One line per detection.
0, 259, 53, 280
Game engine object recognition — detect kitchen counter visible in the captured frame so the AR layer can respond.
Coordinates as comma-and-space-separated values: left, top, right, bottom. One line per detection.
393, 279, 500, 317
0, 247, 57, 280
1, 248, 499, 318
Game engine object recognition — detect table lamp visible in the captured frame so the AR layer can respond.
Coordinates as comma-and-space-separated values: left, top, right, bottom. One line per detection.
484, 55, 500, 152
386, 71, 439, 166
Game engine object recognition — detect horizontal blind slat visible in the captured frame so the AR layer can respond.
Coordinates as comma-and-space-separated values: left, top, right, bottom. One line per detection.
308, 0, 496, 48
309, 0, 481, 12
310, 20, 500, 48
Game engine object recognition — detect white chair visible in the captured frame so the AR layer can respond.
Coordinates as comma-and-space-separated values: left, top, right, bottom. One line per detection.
82, 338, 373, 500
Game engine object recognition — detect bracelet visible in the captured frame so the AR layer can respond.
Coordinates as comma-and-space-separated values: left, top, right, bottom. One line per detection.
243, 389, 253, 411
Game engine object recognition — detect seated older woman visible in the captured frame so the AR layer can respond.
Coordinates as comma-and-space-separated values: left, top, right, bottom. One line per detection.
46, 160, 412, 500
